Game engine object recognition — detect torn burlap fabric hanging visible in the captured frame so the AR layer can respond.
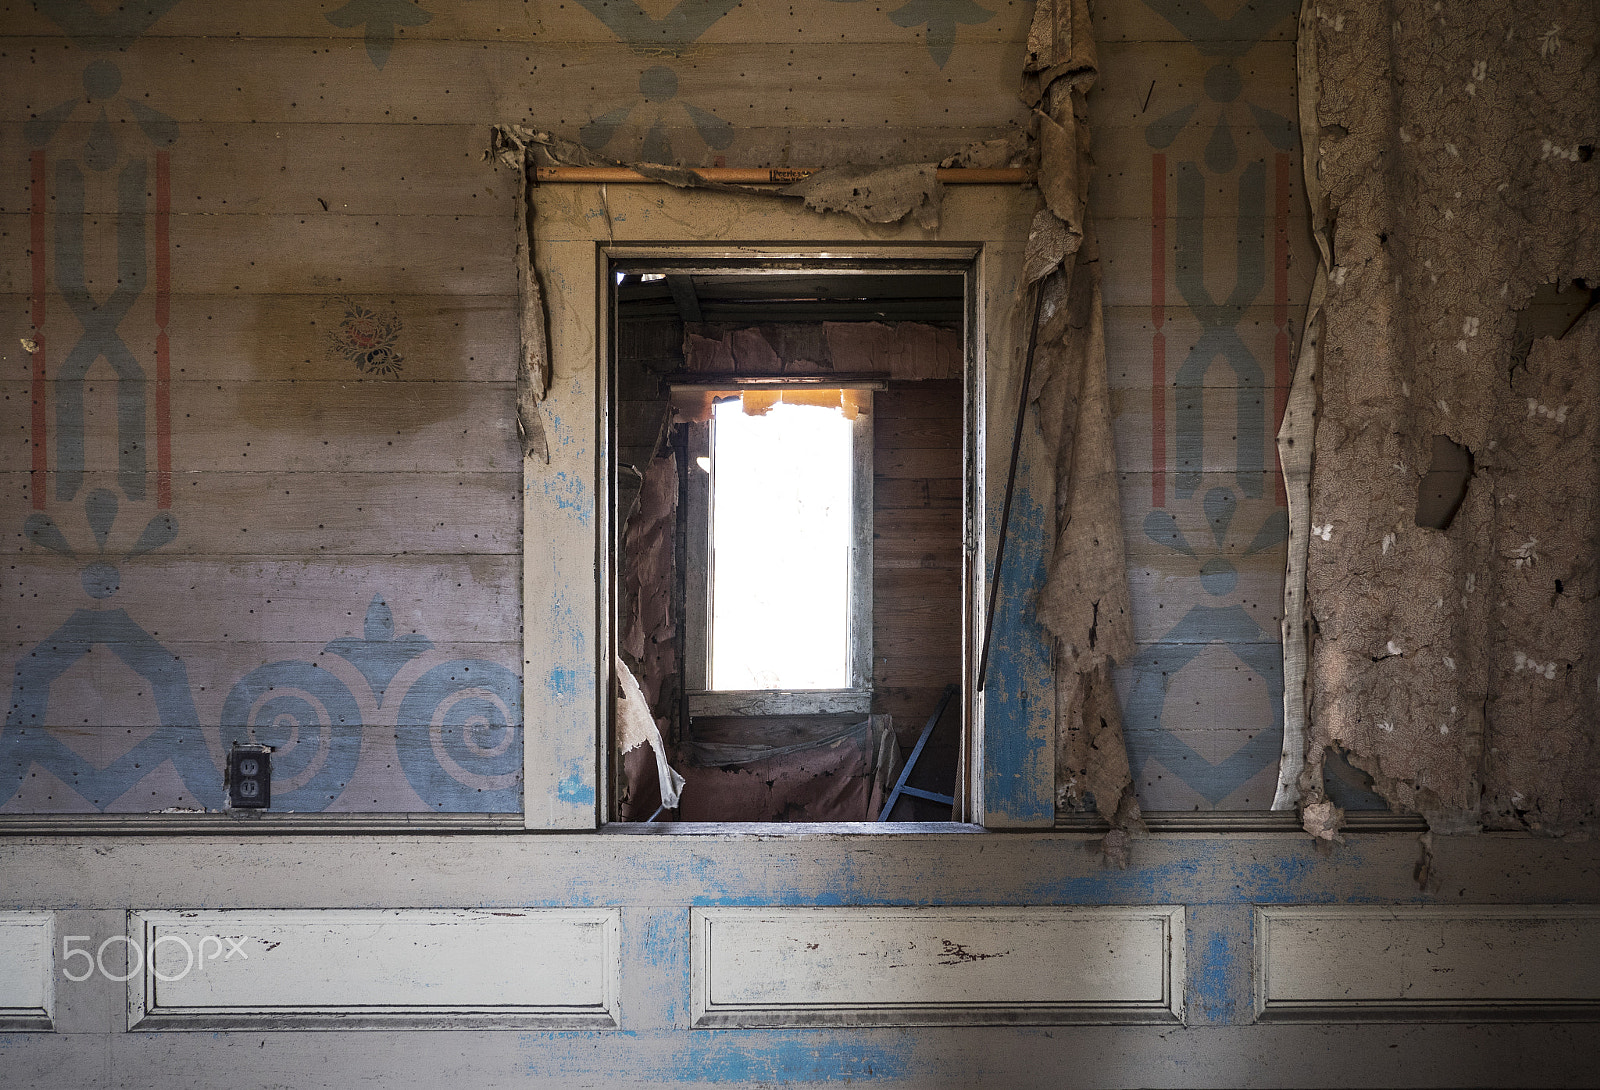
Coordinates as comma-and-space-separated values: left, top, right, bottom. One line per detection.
1020, 0, 1141, 846
488, 125, 956, 466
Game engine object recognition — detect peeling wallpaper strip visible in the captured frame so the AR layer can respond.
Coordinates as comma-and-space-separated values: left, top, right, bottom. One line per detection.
1023, 0, 1140, 837
1271, 0, 1331, 813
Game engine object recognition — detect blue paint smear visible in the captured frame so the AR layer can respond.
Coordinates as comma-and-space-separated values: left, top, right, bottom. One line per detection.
557, 771, 595, 806
1192, 925, 1234, 1020
517, 1030, 911, 1083
984, 481, 1053, 823
539, 469, 592, 525
1186, 906, 1250, 1025
461, 838, 1447, 919
685, 1032, 911, 1083
545, 585, 592, 660
547, 666, 590, 700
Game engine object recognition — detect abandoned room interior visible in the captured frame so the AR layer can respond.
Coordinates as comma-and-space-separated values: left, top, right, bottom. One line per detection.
0, 0, 1597, 1086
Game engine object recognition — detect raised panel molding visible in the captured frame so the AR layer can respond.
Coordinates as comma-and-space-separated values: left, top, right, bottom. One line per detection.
1255, 904, 1600, 1022
127, 908, 619, 1030
691, 905, 1184, 1027
0, 912, 54, 1031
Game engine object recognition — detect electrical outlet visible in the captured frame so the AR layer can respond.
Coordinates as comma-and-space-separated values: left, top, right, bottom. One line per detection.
228, 744, 272, 809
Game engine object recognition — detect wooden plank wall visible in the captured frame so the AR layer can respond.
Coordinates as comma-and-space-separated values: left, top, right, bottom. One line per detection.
8, 5, 1600, 1090
1085, 0, 1356, 811
872, 380, 962, 817
0, 0, 1343, 816
0, 3, 546, 814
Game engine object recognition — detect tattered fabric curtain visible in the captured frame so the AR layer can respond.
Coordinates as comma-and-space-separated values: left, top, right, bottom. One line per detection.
1021, 0, 1140, 846
1279, 0, 1600, 837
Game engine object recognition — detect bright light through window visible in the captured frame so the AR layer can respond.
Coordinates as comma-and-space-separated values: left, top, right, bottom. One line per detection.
709, 398, 853, 690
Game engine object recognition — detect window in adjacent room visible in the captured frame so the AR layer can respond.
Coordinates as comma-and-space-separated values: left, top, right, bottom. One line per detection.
610, 264, 967, 822
684, 388, 874, 716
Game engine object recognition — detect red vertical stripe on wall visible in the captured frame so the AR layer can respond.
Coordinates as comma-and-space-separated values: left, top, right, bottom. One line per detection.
1151, 152, 1167, 509
29, 150, 47, 509
1273, 153, 1291, 507
155, 150, 172, 509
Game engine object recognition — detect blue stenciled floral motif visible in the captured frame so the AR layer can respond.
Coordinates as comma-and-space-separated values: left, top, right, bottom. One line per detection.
30, 0, 183, 49
2, 490, 197, 810
824, 0, 995, 69
580, 65, 734, 162
326, 0, 432, 70
1129, 0, 1303, 808
2, 609, 219, 811
572, 0, 743, 55
1144, 60, 1296, 173
326, 595, 432, 703
1140, 0, 1298, 56
1127, 488, 1386, 808
1124, 488, 1287, 804
1121, 606, 1284, 804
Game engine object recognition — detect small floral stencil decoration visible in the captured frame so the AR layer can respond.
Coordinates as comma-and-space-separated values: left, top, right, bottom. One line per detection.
329, 298, 405, 375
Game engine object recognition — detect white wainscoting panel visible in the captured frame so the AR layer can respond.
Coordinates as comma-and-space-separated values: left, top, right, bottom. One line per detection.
691, 905, 1184, 1027
1255, 904, 1600, 1022
0, 911, 54, 1031
128, 908, 619, 1030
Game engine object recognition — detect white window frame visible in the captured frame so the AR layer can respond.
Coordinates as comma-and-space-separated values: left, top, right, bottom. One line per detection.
522, 183, 1052, 830
677, 382, 876, 719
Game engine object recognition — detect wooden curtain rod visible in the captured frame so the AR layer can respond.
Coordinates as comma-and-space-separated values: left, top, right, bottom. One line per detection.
533, 166, 1030, 185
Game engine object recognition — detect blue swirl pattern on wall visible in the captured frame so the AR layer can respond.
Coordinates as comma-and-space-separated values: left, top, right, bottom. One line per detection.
219, 661, 365, 811
395, 661, 522, 812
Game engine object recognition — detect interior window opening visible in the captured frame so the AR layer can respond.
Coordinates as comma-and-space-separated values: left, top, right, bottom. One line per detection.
610, 264, 968, 825
708, 396, 855, 692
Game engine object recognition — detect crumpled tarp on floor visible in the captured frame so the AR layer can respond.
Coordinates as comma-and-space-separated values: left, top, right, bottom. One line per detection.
676, 716, 902, 822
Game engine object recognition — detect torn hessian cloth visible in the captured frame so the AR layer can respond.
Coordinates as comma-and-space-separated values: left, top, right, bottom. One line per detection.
1021, 0, 1139, 833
